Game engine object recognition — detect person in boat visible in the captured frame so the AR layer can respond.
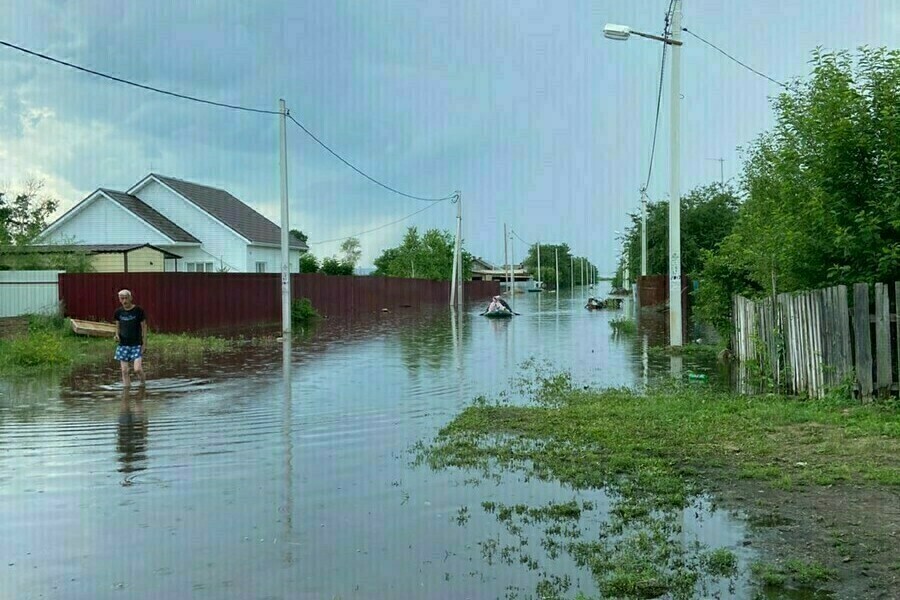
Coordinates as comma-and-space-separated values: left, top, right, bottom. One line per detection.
487, 295, 513, 314
114, 289, 147, 387
586, 297, 601, 309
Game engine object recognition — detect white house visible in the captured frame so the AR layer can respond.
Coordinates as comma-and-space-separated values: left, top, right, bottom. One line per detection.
38, 173, 307, 273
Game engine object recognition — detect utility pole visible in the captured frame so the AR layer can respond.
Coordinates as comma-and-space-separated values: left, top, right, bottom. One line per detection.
450, 193, 463, 306
570, 256, 574, 294
554, 247, 559, 295
278, 99, 291, 335
503, 223, 509, 294
640, 188, 648, 277
536, 241, 541, 290
669, 0, 684, 347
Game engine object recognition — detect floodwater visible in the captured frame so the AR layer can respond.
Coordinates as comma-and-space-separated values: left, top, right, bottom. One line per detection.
1, 287, 758, 599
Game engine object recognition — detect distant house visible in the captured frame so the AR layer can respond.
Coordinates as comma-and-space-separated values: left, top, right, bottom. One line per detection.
38, 174, 308, 273
470, 257, 530, 283
2, 244, 180, 272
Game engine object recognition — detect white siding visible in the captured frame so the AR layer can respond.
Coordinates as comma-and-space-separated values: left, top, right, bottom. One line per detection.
0, 271, 61, 317
246, 246, 301, 273
42, 196, 170, 245
158, 246, 235, 272
133, 179, 249, 270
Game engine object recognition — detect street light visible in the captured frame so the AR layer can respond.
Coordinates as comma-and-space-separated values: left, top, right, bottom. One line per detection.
604, 0, 684, 347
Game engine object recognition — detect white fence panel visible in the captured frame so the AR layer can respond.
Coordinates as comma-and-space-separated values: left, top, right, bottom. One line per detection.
0, 271, 62, 317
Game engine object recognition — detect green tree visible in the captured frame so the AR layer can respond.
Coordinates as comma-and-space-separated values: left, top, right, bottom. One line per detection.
298, 253, 319, 273
290, 229, 309, 243
521, 243, 595, 288
320, 256, 353, 275
615, 183, 740, 286
373, 227, 472, 280
697, 48, 900, 334
339, 237, 362, 271
0, 180, 58, 246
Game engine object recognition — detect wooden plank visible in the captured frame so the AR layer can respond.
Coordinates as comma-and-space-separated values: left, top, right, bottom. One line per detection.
853, 283, 874, 402
778, 293, 791, 394
822, 287, 835, 389
837, 285, 853, 384
874, 283, 892, 397
787, 294, 799, 395
814, 290, 827, 398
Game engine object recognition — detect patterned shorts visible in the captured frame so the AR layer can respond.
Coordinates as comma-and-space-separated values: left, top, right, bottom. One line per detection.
115, 345, 143, 362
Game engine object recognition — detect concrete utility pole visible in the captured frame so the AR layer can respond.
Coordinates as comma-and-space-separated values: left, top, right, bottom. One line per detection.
278, 99, 291, 335
503, 223, 509, 293
536, 241, 541, 290
669, 0, 684, 347
450, 193, 463, 306
570, 256, 574, 294
640, 189, 648, 276
555, 247, 559, 295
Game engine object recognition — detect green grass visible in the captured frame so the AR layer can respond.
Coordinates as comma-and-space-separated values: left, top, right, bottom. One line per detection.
0, 314, 234, 375
609, 316, 637, 334
417, 370, 899, 598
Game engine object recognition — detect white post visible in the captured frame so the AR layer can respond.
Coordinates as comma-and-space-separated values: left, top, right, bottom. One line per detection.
555, 248, 559, 295
450, 194, 461, 306
570, 256, 574, 294
641, 190, 648, 276
536, 241, 541, 290
669, 0, 683, 347
624, 242, 630, 292
456, 192, 464, 306
503, 223, 509, 294
278, 99, 291, 335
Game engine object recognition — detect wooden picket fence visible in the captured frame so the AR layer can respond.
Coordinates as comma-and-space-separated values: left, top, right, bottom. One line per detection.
732, 282, 899, 401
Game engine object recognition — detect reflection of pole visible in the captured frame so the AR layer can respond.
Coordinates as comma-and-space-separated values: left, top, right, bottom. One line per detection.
281, 337, 293, 564
642, 333, 649, 387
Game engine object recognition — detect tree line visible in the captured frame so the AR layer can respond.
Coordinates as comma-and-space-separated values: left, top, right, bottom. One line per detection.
615, 47, 899, 336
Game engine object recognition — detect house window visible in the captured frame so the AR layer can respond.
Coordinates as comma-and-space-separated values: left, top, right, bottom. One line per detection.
255, 261, 267, 273
205, 262, 214, 272
186, 262, 196, 272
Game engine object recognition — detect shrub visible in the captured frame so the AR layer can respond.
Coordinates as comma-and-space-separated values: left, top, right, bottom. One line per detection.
291, 298, 319, 326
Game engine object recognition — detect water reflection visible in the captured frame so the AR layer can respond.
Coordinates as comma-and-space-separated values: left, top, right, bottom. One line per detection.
397, 307, 472, 373
116, 387, 148, 479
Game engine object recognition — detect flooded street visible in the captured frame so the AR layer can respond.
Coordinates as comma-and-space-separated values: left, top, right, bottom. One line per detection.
1, 287, 752, 599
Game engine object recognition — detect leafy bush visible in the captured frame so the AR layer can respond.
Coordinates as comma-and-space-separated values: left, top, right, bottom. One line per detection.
291, 298, 319, 325
1, 332, 70, 367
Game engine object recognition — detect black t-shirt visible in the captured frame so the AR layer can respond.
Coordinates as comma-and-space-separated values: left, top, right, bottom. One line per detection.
114, 306, 146, 346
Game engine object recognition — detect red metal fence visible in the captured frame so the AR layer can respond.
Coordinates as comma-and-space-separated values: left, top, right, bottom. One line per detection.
59, 273, 499, 333
636, 274, 693, 339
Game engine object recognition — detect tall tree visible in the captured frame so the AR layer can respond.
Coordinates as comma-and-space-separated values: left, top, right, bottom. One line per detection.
339, 237, 362, 271
696, 48, 900, 334
0, 180, 58, 246
373, 227, 472, 280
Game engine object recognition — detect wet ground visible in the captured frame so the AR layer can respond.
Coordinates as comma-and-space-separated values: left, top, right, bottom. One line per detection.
2, 287, 758, 599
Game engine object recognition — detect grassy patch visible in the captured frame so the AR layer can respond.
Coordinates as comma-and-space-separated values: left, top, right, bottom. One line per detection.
416, 369, 899, 598
609, 316, 637, 334
0, 314, 234, 375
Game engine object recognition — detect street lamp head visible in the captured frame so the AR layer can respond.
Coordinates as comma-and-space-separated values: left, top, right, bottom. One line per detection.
603, 24, 632, 41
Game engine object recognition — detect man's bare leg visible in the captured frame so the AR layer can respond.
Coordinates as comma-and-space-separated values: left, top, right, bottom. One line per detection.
133, 357, 145, 386
120, 361, 131, 387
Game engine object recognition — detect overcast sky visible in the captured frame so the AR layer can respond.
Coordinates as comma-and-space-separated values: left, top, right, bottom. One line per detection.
1, 1, 896, 271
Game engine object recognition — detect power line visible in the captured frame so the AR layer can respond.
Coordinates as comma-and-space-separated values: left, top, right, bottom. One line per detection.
1, 38, 459, 203
682, 27, 786, 88
287, 114, 457, 203
0, 39, 280, 114
643, 1, 675, 192
308, 198, 451, 245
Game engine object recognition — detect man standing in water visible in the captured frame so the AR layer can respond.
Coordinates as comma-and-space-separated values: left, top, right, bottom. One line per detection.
114, 289, 147, 387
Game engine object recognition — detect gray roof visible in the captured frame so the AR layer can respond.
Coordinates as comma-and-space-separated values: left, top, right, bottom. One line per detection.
101, 189, 200, 244
17, 244, 182, 259
151, 174, 308, 250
